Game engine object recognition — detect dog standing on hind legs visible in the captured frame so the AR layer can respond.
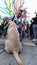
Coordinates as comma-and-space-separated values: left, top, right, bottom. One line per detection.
5, 21, 24, 65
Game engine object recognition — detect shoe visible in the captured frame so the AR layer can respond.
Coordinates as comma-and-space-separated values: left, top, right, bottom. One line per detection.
32, 39, 37, 42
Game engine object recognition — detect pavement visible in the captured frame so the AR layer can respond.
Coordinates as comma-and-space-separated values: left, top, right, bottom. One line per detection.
0, 37, 37, 65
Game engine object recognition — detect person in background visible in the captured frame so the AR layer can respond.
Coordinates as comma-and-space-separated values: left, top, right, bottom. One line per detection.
30, 18, 34, 39
12, 9, 23, 24
1, 17, 9, 37
32, 13, 37, 43
0, 25, 2, 37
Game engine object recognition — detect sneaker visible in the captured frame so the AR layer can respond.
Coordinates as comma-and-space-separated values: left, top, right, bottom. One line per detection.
32, 39, 37, 42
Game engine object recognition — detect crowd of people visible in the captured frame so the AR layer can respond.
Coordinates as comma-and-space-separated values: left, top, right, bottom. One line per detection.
30, 14, 37, 42
0, 9, 37, 42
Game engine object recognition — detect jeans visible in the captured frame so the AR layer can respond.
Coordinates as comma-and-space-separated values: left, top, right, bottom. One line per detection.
33, 24, 37, 39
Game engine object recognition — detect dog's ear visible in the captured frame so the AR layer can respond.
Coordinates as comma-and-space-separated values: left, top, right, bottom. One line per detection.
8, 21, 12, 24
8, 21, 17, 29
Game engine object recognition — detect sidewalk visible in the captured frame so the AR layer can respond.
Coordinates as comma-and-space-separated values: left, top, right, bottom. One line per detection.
0, 38, 37, 65
22, 38, 36, 46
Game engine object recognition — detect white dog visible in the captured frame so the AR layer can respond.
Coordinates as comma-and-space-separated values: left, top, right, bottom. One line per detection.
5, 21, 23, 65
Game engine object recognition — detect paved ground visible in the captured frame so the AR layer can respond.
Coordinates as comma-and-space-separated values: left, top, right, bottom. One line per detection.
0, 38, 37, 65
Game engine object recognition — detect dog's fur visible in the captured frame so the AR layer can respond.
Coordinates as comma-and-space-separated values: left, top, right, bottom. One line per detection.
5, 21, 23, 65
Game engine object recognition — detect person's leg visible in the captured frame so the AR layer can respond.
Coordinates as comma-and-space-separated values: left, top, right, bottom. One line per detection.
33, 25, 37, 39
32, 25, 37, 44
17, 25, 22, 41
22, 30, 25, 39
30, 25, 33, 39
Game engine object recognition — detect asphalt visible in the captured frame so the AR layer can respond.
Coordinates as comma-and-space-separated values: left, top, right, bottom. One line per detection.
0, 38, 37, 65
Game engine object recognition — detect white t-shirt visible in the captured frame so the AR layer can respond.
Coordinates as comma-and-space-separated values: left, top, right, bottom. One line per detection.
13, 15, 20, 23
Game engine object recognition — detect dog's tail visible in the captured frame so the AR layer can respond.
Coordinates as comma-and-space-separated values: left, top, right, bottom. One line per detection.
13, 51, 24, 65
